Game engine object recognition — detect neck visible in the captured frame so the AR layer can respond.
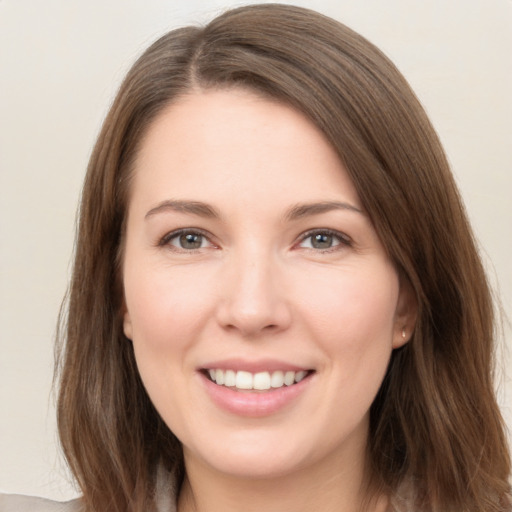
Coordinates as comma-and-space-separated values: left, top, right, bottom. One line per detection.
176, 443, 388, 512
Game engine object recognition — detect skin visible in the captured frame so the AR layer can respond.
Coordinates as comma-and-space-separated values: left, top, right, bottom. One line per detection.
122, 89, 416, 512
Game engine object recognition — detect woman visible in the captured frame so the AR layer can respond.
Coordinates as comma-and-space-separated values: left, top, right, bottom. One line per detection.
1, 4, 510, 512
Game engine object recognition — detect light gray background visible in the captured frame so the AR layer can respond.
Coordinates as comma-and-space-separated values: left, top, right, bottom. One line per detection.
1, 0, 511, 501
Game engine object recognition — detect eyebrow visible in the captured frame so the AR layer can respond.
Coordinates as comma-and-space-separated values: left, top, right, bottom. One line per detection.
285, 201, 363, 220
144, 199, 363, 221
145, 200, 221, 219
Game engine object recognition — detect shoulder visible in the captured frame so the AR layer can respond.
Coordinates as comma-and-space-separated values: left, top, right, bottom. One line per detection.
0, 464, 176, 512
0, 493, 83, 512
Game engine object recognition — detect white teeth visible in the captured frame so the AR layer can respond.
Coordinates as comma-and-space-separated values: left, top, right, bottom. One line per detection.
270, 370, 284, 388
224, 369, 236, 387
253, 372, 271, 390
284, 371, 295, 386
295, 370, 307, 383
235, 371, 253, 390
207, 369, 310, 390
215, 369, 225, 385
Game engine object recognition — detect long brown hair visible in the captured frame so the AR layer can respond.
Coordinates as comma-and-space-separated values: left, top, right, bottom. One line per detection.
56, 4, 511, 511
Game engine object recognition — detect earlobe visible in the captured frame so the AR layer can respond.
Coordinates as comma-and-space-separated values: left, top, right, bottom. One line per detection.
393, 277, 418, 349
122, 307, 133, 341
393, 325, 410, 349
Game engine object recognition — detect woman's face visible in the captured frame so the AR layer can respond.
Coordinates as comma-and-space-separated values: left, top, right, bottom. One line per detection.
122, 89, 415, 480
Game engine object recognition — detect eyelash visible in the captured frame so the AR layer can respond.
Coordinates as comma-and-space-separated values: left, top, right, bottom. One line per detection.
296, 229, 352, 252
158, 228, 215, 252
158, 228, 352, 253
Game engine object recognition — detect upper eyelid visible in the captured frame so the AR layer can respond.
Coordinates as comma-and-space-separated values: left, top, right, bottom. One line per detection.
158, 227, 215, 247
298, 228, 352, 243
294, 229, 353, 253
157, 227, 351, 248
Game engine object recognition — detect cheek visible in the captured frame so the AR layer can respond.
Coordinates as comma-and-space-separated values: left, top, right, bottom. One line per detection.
307, 265, 400, 417
123, 264, 217, 421
295, 261, 400, 411
124, 262, 217, 353
298, 262, 400, 349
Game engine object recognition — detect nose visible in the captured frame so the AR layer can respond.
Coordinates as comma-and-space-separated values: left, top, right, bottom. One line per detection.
215, 248, 292, 338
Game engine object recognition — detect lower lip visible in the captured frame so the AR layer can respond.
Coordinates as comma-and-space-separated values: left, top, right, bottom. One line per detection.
201, 373, 313, 417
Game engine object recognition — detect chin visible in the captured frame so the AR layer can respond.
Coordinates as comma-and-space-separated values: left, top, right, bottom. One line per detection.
182, 425, 349, 482
203, 451, 309, 480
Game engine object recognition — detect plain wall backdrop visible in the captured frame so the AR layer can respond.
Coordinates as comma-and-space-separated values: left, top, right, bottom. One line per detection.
1, 0, 511, 501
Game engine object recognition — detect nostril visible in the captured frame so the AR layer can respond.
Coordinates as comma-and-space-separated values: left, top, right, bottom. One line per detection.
215, 287, 292, 336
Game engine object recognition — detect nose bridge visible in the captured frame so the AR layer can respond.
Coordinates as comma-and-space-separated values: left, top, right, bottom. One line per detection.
216, 242, 290, 336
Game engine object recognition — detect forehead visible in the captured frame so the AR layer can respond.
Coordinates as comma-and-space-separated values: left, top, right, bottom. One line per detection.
130, 88, 361, 214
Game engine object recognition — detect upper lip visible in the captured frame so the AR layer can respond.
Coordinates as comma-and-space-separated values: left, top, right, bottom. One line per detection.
200, 358, 312, 373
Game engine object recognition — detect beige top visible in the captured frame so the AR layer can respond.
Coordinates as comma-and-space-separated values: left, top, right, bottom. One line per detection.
0, 488, 177, 512
1, 465, 417, 512
0, 489, 407, 512
0, 492, 405, 512
0, 494, 412, 512
0, 466, 177, 512
0, 494, 83, 512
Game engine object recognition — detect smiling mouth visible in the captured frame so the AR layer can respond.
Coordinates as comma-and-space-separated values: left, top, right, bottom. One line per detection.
203, 369, 314, 391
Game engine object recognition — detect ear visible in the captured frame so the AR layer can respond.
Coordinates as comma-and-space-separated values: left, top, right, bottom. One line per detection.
392, 276, 417, 349
121, 301, 133, 341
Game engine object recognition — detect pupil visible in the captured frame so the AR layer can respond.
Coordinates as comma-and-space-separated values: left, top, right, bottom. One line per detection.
180, 233, 202, 249
312, 233, 332, 249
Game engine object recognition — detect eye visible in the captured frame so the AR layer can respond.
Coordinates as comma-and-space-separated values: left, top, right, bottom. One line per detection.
298, 229, 351, 251
160, 229, 214, 251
